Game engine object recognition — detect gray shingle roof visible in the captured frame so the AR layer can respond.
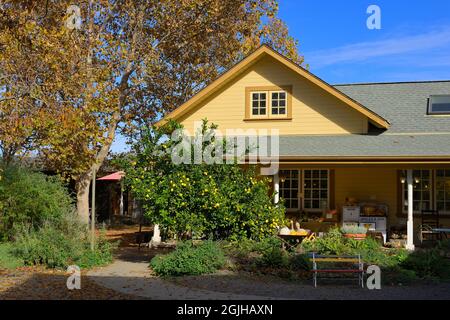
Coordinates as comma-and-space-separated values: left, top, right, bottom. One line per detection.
278, 81, 450, 158
278, 134, 450, 157
336, 81, 450, 133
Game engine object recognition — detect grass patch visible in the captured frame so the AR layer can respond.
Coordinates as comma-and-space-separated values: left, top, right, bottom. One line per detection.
0, 242, 23, 269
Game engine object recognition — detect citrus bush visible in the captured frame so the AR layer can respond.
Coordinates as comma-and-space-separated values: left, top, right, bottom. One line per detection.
150, 241, 225, 276
119, 120, 285, 241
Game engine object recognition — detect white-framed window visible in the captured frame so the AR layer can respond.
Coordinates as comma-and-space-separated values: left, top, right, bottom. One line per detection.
428, 95, 450, 115
278, 169, 330, 212
303, 169, 329, 211
270, 91, 287, 116
435, 169, 450, 214
251, 92, 267, 116
279, 170, 300, 210
402, 170, 432, 213
250, 89, 288, 118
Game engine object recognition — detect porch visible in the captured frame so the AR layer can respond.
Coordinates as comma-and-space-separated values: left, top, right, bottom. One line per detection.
272, 164, 450, 249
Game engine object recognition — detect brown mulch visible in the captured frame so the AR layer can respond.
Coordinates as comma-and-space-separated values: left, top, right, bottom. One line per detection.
0, 266, 138, 300
0, 225, 154, 300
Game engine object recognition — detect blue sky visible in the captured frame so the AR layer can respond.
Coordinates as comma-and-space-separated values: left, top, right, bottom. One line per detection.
279, 0, 450, 84
111, 0, 450, 152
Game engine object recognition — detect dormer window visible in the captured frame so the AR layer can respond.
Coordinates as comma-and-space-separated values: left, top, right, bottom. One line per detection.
245, 85, 292, 120
428, 95, 450, 115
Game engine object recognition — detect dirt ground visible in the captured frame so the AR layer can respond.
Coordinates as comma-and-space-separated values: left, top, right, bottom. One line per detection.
0, 267, 137, 300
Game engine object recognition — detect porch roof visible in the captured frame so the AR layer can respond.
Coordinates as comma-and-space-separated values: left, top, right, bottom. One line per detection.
277, 133, 450, 159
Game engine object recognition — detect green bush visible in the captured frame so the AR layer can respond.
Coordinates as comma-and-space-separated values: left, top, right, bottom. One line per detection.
400, 248, 450, 280
0, 165, 73, 240
256, 246, 289, 268
0, 242, 24, 269
12, 213, 115, 269
289, 254, 311, 271
150, 241, 226, 276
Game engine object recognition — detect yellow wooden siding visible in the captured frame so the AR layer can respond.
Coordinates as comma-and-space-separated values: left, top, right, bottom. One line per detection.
178, 55, 368, 135
334, 168, 399, 226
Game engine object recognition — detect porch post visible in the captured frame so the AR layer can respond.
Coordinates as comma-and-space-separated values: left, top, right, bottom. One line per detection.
274, 172, 280, 204
406, 169, 415, 250
119, 179, 124, 215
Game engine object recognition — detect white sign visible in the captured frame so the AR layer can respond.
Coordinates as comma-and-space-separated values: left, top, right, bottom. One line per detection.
66, 265, 81, 290
367, 5, 382, 30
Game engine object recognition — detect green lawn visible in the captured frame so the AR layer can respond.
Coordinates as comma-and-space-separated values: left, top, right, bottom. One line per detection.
0, 242, 23, 269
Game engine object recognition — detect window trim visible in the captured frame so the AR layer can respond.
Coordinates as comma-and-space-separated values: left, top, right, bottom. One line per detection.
250, 91, 269, 119
277, 168, 330, 213
279, 169, 301, 212
434, 169, 450, 215
302, 169, 330, 213
401, 169, 432, 215
427, 95, 450, 115
245, 85, 292, 120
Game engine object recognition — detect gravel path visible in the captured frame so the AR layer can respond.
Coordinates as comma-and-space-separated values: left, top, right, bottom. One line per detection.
87, 249, 450, 300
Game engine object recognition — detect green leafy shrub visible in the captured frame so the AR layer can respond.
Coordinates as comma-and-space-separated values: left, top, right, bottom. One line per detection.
150, 240, 226, 276
0, 242, 24, 269
256, 246, 289, 268
289, 254, 311, 271
12, 213, 115, 269
400, 248, 450, 280
119, 120, 286, 241
0, 165, 73, 240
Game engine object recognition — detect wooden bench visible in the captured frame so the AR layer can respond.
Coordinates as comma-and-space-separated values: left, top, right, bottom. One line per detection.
310, 253, 364, 288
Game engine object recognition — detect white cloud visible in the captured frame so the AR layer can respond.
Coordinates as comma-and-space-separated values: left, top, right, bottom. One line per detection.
306, 26, 450, 69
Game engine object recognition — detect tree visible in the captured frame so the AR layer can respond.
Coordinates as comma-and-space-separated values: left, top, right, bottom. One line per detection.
119, 120, 286, 240
0, 1, 305, 223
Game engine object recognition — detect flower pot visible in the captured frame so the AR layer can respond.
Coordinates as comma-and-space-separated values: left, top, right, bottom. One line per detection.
343, 233, 367, 240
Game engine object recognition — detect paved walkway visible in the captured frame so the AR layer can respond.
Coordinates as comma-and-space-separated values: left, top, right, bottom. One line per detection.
87, 259, 276, 300
87, 248, 450, 300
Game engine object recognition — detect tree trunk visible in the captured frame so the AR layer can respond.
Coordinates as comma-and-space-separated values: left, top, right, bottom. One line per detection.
76, 173, 91, 224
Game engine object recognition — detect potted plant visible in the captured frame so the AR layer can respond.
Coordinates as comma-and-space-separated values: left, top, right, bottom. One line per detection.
340, 225, 368, 240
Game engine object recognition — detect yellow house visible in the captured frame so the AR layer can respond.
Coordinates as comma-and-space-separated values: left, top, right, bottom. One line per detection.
157, 45, 450, 249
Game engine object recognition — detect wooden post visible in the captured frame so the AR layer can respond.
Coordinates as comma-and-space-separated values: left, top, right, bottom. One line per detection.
91, 167, 96, 251
406, 169, 415, 250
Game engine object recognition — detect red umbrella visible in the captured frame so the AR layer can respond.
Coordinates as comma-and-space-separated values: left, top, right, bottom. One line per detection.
97, 171, 125, 181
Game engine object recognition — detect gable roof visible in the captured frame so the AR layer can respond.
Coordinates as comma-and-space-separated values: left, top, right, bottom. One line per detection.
273, 81, 450, 159
336, 81, 450, 133
155, 45, 390, 129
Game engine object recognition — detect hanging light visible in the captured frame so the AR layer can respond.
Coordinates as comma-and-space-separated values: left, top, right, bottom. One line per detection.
414, 176, 420, 184
280, 174, 286, 183
400, 171, 406, 184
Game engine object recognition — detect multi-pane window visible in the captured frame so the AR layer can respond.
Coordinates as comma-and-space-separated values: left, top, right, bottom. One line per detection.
436, 170, 450, 213
279, 170, 299, 210
271, 91, 286, 115
303, 170, 329, 210
251, 92, 267, 116
250, 89, 288, 118
402, 170, 432, 213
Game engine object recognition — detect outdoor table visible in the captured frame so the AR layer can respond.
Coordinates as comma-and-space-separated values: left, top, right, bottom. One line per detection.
432, 228, 450, 239
278, 231, 313, 250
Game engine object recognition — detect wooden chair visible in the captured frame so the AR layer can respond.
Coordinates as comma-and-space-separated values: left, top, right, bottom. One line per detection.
420, 210, 441, 243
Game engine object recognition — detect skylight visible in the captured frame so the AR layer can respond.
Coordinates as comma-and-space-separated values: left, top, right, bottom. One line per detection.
428, 95, 450, 115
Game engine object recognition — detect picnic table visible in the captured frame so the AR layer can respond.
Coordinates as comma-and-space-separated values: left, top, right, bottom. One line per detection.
432, 228, 450, 239
278, 231, 315, 250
